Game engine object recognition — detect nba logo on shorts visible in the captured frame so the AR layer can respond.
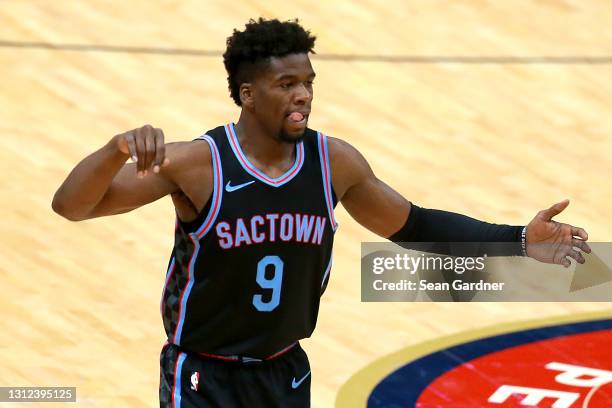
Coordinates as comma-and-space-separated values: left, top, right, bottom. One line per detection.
190, 371, 200, 391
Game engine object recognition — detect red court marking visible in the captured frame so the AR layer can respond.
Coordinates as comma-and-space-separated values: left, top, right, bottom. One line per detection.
583, 382, 612, 407
417, 329, 612, 407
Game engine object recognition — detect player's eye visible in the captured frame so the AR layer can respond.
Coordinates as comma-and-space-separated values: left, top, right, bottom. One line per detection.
279, 82, 292, 89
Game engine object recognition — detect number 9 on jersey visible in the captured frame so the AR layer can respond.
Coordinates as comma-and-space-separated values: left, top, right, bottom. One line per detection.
252, 255, 284, 312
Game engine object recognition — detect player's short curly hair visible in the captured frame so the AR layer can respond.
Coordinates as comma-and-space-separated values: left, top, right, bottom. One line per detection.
223, 18, 317, 106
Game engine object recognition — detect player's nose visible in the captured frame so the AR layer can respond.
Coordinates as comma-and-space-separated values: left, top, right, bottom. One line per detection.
293, 83, 312, 105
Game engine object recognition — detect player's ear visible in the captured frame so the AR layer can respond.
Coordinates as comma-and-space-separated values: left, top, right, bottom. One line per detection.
239, 83, 254, 109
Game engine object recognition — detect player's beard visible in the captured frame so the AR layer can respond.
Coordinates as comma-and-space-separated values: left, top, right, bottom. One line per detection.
278, 129, 305, 144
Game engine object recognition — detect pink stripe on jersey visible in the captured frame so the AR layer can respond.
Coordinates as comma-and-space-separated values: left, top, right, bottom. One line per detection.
172, 352, 182, 408
318, 132, 338, 230
172, 233, 199, 344
194, 135, 223, 239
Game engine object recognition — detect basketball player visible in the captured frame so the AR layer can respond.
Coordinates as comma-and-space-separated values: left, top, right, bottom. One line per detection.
52, 18, 590, 408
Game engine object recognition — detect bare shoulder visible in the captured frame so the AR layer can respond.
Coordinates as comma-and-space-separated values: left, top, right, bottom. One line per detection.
162, 139, 214, 212
327, 136, 374, 201
327, 136, 357, 162
162, 139, 213, 177
166, 139, 212, 165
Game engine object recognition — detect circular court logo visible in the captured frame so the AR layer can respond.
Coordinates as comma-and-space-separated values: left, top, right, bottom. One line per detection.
337, 312, 612, 407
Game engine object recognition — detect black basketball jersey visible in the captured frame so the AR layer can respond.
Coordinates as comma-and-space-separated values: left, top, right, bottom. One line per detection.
160, 123, 337, 359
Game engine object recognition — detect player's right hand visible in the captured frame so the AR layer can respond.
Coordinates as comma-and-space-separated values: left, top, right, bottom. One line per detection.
114, 124, 170, 178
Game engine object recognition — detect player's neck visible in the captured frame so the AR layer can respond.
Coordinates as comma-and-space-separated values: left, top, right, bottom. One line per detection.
234, 114, 296, 168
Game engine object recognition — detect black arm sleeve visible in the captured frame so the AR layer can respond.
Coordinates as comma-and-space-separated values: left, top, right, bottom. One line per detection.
389, 204, 524, 256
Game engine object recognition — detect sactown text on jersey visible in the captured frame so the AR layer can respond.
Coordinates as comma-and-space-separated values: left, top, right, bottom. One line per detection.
215, 213, 327, 249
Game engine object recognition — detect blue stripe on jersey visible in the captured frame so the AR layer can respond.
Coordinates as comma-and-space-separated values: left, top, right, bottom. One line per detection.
194, 135, 223, 238
173, 352, 187, 407
321, 255, 333, 288
317, 132, 338, 230
173, 233, 200, 345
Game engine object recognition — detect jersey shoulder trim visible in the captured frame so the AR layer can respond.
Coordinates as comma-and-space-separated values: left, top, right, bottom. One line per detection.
316, 132, 339, 231
191, 134, 223, 239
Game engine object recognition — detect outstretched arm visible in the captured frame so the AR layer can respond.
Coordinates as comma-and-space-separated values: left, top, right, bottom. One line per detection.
327, 137, 590, 266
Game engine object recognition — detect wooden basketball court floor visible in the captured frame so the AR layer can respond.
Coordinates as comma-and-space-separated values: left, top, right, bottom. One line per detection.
1, 1, 611, 406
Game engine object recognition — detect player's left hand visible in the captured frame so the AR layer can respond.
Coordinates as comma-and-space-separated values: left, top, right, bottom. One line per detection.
525, 199, 591, 267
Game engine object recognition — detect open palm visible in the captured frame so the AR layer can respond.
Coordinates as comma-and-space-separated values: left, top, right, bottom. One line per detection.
525, 199, 591, 268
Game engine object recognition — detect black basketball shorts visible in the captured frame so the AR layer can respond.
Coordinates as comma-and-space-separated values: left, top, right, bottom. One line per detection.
159, 342, 311, 407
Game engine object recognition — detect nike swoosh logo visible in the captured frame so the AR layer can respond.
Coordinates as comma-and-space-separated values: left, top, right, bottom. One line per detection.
225, 180, 255, 192
291, 370, 311, 389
